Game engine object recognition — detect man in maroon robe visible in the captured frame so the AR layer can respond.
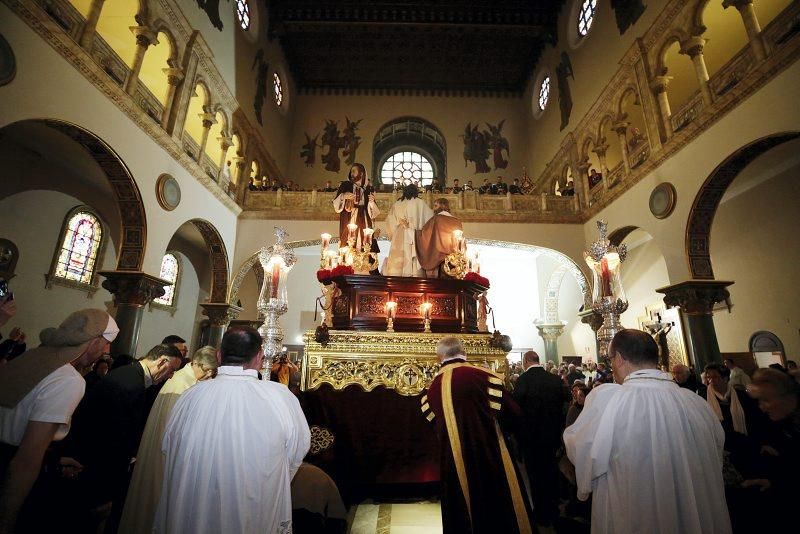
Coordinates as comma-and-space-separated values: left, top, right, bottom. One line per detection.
415, 198, 463, 278
332, 163, 380, 250
421, 337, 533, 533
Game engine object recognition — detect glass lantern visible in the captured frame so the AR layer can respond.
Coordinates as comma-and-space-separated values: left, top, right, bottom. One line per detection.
585, 250, 627, 308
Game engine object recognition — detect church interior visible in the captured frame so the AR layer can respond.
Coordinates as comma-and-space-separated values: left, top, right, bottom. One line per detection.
1, 0, 799, 532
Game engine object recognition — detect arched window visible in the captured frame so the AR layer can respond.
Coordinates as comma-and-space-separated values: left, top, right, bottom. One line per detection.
153, 253, 180, 307
538, 76, 551, 111
380, 151, 435, 187
236, 0, 251, 30
50, 207, 104, 287
577, 0, 598, 37
273, 72, 283, 106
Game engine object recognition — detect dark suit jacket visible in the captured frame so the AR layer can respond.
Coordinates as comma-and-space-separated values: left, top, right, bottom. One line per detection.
513, 366, 567, 451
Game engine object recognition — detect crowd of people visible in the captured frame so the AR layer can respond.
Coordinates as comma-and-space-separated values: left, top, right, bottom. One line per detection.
1, 295, 798, 533
248, 174, 533, 195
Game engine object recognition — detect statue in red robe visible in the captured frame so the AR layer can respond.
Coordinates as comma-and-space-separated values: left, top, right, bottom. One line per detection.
421, 337, 533, 533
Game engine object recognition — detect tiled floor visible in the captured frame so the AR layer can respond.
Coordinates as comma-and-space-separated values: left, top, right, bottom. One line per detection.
348, 501, 443, 534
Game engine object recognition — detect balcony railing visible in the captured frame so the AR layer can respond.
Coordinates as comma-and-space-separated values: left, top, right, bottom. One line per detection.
242, 190, 580, 223
670, 91, 704, 133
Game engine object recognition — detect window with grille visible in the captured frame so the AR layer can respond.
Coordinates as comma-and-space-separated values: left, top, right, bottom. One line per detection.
380, 151, 435, 186
538, 76, 551, 111
577, 0, 597, 37
236, 0, 251, 30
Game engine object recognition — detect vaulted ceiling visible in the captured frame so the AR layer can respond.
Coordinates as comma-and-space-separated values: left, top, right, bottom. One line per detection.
266, 0, 567, 95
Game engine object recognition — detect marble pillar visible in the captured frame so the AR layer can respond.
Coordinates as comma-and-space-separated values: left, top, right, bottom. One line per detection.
536, 323, 565, 364
201, 302, 243, 348
657, 280, 733, 374
100, 271, 170, 358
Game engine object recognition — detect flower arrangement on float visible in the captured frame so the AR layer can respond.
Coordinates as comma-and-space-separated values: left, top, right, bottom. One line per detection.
464, 271, 491, 288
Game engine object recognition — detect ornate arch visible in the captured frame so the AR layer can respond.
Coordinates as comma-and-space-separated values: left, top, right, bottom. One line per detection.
608, 225, 639, 246
188, 219, 230, 302
31, 119, 147, 271
655, 33, 689, 75
149, 21, 181, 67
616, 85, 641, 118
543, 265, 569, 323
372, 116, 447, 186
227, 237, 591, 308
686, 132, 800, 279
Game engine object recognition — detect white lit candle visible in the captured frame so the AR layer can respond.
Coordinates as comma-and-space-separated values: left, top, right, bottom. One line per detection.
363, 227, 374, 247
453, 229, 464, 253
325, 250, 337, 269
347, 223, 358, 244
386, 301, 397, 319
421, 302, 432, 320
321, 233, 332, 252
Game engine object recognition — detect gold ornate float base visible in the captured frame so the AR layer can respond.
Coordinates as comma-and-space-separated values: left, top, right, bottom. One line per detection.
301, 330, 509, 396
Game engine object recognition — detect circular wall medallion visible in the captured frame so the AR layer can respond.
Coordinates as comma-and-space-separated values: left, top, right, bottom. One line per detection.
156, 174, 181, 211
649, 182, 676, 219
0, 34, 16, 87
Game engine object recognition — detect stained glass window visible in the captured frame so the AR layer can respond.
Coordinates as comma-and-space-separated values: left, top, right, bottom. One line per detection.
236, 0, 251, 30
538, 76, 551, 111
578, 0, 597, 37
273, 72, 283, 106
380, 151, 435, 186
153, 253, 179, 306
54, 211, 103, 285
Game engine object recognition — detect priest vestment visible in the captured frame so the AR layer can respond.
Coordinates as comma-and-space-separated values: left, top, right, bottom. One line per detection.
421, 359, 533, 534
415, 211, 463, 277
154, 366, 310, 534
383, 197, 433, 276
118, 364, 198, 534
563, 369, 731, 534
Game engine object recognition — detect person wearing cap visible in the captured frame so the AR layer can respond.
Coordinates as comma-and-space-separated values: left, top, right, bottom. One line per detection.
0, 308, 118, 532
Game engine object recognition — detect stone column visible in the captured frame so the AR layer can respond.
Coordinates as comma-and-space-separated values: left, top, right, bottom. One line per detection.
656, 280, 733, 374
197, 111, 216, 162
612, 121, 631, 175
217, 135, 233, 184
234, 154, 251, 204
592, 141, 609, 189
649, 76, 673, 139
681, 37, 713, 107
161, 67, 184, 130
575, 159, 591, 205
536, 323, 565, 364
124, 27, 157, 95
201, 302, 243, 348
78, 0, 106, 49
724, 0, 767, 61
100, 271, 169, 358
578, 309, 604, 361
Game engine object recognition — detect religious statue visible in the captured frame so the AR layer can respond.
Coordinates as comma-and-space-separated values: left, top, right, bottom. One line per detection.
332, 163, 380, 251
341, 117, 362, 167
556, 52, 574, 131
415, 198, 463, 278
645, 314, 673, 369
251, 49, 269, 125
383, 184, 434, 277
321, 120, 346, 173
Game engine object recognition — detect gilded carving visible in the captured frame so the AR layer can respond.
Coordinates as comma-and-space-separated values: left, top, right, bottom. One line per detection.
358, 294, 387, 316
396, 294, 423, 316
430, 296, 456, 317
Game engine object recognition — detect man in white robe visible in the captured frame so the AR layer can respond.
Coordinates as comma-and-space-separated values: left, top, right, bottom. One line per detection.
118, 346, 219, 534
563, 329, 731, 534
154, 327, 310, 534
383, 183, 433, 276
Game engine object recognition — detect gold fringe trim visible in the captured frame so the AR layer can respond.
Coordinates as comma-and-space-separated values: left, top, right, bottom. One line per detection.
496, 421, 533, 534
442, 366, 472, 521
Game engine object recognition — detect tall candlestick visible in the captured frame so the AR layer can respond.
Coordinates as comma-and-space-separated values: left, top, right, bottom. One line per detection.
325, 250, 337, 269
421, 302, 432, 333
321, 233, 332, 252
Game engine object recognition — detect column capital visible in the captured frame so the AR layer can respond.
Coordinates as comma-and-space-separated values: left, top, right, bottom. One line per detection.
163, 67, 184, 86
656, 280, 734, 315
217, 135, 234, 150
611, 120, 630, 136
722, 0, 753, 11
100, 271, 168, 306
680, 36, 707, 57
592, 140, 609, 158
200, 112, 217, 129
536, 323, 566, 341
575, 158, 591, 173
130, 26, 157, 48
578, 309, 604, 332
649, 75, 672, 94
201, 302, 243, 327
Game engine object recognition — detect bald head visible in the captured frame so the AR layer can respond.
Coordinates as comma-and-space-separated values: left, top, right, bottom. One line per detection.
436, 337, 466, 363
523, 351, 540, 370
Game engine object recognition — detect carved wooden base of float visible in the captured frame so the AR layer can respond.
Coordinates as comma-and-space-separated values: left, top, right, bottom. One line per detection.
301, 330, 508, 396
